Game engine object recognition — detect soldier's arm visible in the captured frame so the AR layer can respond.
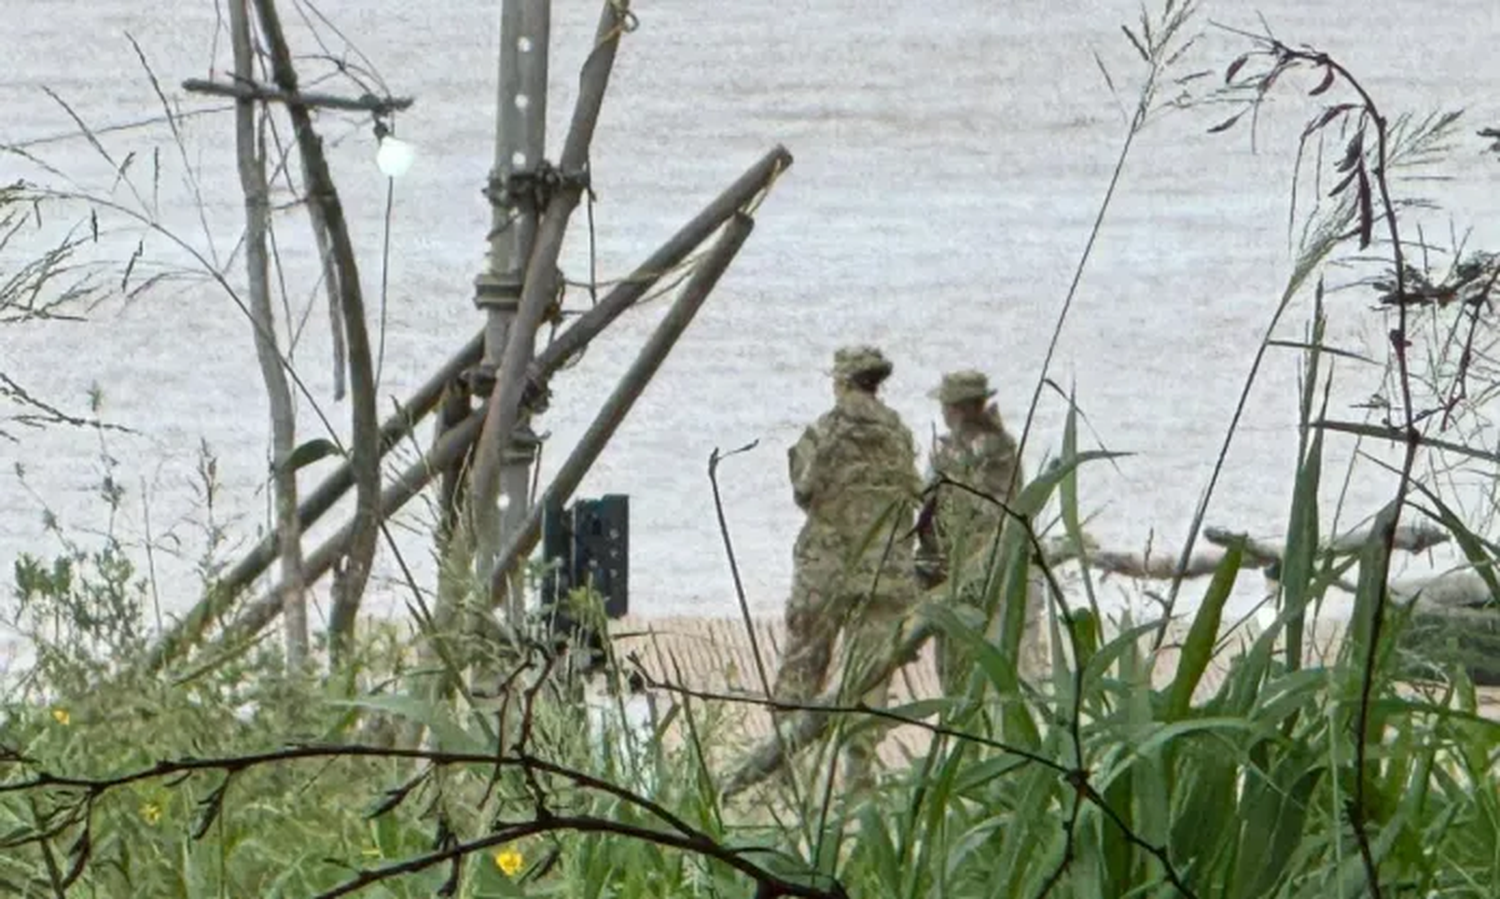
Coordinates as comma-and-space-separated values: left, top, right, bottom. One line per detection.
980, 431, 1023, 504
898, 425, 948, 586
788, 422, 827, 510
797, 411, 863, 511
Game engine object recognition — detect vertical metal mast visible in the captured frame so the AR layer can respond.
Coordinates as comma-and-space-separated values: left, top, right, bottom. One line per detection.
473, 0, 551, 613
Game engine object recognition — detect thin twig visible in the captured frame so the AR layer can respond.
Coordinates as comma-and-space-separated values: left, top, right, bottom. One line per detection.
706, 440, 814, 822
229, 0, 308, 669
181, 77, 413, 113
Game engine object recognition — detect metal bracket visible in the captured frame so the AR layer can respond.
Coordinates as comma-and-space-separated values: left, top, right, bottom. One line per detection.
473, 274, 524, 307
502, 421, 542, 463
482, 160, 591, 215
458, 363, 552, 418
474, 262, 566, 312
459, 364, 497, 398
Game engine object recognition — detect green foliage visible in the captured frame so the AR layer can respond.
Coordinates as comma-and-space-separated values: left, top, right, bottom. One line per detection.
4, 405, 1477, 897
1, 662, 452, 897
7, 348, 1500, 899
6, 2, 1500, 897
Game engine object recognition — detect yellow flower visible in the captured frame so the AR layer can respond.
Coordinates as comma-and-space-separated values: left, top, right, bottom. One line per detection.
50, 708, 70, 726
494, 847, 524, 877
140, 802, 162, 825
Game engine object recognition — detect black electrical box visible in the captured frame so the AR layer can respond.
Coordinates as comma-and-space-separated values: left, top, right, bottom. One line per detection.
539, 494, 629, 667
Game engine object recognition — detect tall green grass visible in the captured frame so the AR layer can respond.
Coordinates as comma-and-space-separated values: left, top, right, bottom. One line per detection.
6, 323, 1499, 897
6, 2, 1500, 896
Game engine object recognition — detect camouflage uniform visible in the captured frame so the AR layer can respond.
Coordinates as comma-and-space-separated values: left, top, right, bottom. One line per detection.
772, 346, 922, 789
920, 370, 1047, 692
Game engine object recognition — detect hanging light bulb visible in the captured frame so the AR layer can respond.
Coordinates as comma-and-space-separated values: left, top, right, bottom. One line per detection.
376, 135, 416, 179
373, 119, 415, 179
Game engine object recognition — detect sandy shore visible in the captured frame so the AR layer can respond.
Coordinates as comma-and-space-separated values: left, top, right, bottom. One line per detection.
600, 611, 1500, 773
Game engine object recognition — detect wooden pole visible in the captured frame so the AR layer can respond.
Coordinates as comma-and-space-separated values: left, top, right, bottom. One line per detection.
143, 145, 792, 675
211, 330, 482, 604
516, 146, 790, 377
486, 212, 758, 605
444, 213, 757, 747
468, 0, 631, 624
181, 78, 413, 114
151, 154, 787, 674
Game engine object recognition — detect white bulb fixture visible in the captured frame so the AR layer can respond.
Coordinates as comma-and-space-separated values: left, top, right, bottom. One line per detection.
376, 135, 416, 179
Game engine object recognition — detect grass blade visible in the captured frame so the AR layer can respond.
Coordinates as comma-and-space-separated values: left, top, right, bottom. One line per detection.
1165, 535, 1243, 721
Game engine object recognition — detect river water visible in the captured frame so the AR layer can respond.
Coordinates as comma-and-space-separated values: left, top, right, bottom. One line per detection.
3, 0, 1499, 665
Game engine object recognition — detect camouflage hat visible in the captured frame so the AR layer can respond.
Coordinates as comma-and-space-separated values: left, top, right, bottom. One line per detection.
830, 345, 893, 383
929, 369, 996, 404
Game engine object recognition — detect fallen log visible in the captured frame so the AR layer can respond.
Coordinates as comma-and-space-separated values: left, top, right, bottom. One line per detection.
1398, 602, 1500, 685
1046, 520, 1452, 583
1391, 570, 1498, 609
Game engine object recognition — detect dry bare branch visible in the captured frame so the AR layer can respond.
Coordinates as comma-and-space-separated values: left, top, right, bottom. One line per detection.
250, 0, 380, 667
181, 77, 413, 114
230, 0, 307, 668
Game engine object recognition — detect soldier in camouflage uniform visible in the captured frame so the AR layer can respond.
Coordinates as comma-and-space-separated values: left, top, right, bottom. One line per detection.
771, 345, 923, 790
918, 370, 1047, 692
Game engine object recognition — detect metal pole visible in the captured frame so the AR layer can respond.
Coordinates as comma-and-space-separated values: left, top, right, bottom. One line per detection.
477, 0, 549, 346
469, 0, 629, 624
474, 0, 551, 606
486, 213, 758, 603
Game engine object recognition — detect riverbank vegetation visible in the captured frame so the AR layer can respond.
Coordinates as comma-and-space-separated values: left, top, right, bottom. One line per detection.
5, 1, 1500, 895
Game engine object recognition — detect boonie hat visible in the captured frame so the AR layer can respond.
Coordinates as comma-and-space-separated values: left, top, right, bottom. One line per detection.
929, 370, 997, 404
831, 345, 894, 383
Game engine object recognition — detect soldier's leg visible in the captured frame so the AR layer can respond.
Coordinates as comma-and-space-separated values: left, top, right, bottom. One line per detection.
767, 569, 842, 793
935, 557, 1048, 693
1018, 574, 1051, 682
771, 566, 840, 708
934, 615, 979, 696
934, 564, 986, 696
840, 592, 913, 790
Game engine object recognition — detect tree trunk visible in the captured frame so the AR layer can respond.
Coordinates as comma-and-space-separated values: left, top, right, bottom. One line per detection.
230, 0, 307, 669
251, 0, 381, 668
